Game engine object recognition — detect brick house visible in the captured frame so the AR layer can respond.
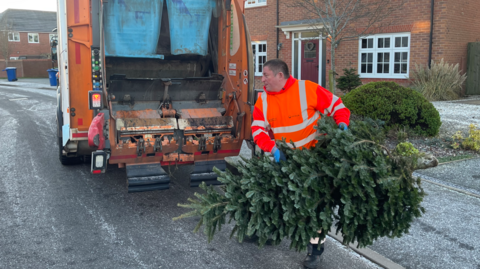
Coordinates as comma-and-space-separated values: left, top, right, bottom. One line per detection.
244, 0, 480, 93
0, 9, 57, 60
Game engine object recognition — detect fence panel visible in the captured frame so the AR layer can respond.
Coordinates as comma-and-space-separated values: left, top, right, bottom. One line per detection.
466, 42, 480, 95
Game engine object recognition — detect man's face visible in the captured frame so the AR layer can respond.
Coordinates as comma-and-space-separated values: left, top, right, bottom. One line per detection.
262, 66, 283, 92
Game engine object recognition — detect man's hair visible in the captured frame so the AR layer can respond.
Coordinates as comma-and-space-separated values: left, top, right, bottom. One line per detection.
264, 59, 290, 78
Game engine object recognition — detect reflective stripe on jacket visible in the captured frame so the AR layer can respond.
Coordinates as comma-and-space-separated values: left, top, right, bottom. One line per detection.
252, 76, 350, 153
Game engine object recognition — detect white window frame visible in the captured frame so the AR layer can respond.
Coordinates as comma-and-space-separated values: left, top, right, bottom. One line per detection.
10, 57, 19, 60
28, 33, 39, 43
291, 31, 323, 86
245, 0, 267, 8
8, 32, 20, 42
252, 41, 267, 76
358, 32, 411, 79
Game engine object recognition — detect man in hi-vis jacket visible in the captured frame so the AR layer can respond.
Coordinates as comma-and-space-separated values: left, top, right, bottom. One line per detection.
251, 59, 350, 268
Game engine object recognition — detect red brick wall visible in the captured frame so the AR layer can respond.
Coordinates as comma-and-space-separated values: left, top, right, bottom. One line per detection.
0, 59, 55, 78
8, 32, 53, 58
435, 0, 480, 74
244, 0, 480, 91
0, 60, 24, 78
245, 4, 276, 89
23, 59, 56, 77
329, 0, 432, 87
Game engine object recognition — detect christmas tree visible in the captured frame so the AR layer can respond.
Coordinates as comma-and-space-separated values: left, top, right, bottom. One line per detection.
174, 117, 425, 251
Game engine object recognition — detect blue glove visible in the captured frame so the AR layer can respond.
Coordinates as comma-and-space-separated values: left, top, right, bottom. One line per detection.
271, 146, 286, 163
338, 122, 348, 131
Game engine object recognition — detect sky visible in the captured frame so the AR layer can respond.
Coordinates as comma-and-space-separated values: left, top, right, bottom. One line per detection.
0, 0, 57, 13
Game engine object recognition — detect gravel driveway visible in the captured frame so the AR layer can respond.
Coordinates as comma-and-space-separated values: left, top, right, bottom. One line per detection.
433, 96, 480, 137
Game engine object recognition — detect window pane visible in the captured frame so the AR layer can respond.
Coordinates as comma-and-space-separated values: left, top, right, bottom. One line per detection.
384, 53, 390, 62
361, 53, 367, 62
378, 53, 383, 63
368, 39, 373, 48
294, 33, 299, 39
293, 41, 299, 78
367, 53, 373, 62
401, 64, 408, 73
304, 42, 316, 58
395, 37, 401, 47
361, 64, 367, 73
259, 64, 263, 73
301, 32, 318, 38
378, 38, 384, 48
35, 35, 39, 42
377, 64, 383, 73
252, 45, 256, 54
402, 37, 408, 47
394, 64, 400, 73
395, 52, 400, 62
367, 64, 373, 73
29, 35, 33, 42
384, 64, 390, 73
402, 52, 408, 61
362, 39, 368, 49
384, 38, 390, 48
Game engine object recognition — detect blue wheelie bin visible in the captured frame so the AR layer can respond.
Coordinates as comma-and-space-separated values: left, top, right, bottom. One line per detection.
2, 67, 18, 82
47, 68, 58, 86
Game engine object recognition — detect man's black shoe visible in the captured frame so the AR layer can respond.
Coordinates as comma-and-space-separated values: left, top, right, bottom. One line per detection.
302, 243, 324, 269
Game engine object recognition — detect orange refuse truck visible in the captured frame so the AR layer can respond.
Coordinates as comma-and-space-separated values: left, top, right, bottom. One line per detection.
54, 0, 255, 192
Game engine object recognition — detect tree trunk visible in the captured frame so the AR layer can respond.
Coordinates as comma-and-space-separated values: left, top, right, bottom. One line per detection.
329, 43, 336, 94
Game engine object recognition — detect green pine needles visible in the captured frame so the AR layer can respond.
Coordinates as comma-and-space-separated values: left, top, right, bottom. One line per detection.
174, 117, 425, 252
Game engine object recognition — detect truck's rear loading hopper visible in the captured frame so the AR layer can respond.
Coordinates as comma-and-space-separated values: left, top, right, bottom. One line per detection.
55, 0, 253, 192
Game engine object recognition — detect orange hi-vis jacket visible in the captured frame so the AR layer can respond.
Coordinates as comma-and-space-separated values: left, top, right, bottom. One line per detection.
252, 76, 351, 153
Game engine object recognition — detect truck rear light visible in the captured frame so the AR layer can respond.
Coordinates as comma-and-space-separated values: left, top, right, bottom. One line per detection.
88, 91, 103, 110
91, 150, 108, 174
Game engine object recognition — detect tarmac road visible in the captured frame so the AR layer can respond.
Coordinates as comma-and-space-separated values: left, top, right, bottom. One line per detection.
0, 84, 381, 269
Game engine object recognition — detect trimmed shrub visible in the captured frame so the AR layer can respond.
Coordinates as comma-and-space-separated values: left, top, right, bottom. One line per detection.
409, 59, 467, 101
342, 81, 441, 136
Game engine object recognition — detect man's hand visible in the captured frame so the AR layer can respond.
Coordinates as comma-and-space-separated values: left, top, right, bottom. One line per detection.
338, 122, 348, 131
271, 146, 286, 163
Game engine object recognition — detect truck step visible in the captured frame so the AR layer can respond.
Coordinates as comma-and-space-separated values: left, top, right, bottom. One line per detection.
190, 160, 226, 188
126, 163, 170, 193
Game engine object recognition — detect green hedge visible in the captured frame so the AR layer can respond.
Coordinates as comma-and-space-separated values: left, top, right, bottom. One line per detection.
342, 82, 441, 136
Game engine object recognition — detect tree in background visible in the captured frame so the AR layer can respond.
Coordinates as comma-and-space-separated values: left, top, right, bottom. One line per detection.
289, 0, 407, 93
0, 12, 13, 66
337, 68, 362, 93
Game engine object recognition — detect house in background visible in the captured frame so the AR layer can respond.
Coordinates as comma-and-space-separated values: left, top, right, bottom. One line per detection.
0, 9, 57, 60
244, 0, 480, 93
0, 9, 57, 78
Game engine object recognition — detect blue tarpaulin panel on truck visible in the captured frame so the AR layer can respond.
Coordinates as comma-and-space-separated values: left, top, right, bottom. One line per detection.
104, 0, 164, 59
166, 0, 216, 56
